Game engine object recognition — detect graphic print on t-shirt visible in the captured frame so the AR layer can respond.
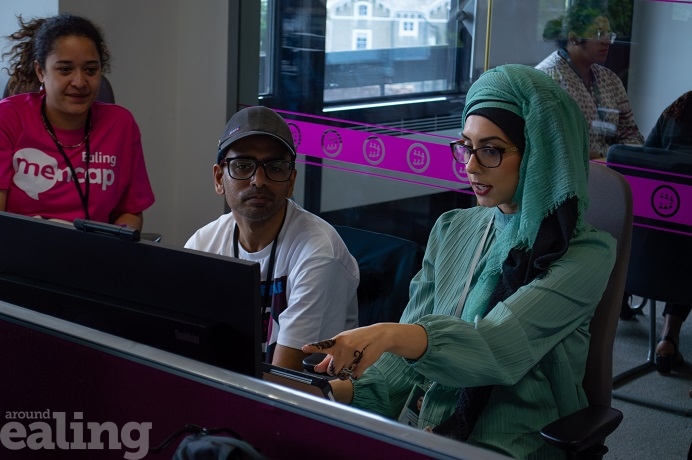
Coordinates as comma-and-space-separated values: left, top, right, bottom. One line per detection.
263, 275, 288, 363
12, 147, 116, 200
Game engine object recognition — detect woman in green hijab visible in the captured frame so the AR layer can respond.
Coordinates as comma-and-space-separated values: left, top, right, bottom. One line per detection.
303, 64, 616, 458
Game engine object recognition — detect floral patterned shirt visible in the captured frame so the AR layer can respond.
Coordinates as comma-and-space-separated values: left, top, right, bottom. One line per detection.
536, 50, 644, 158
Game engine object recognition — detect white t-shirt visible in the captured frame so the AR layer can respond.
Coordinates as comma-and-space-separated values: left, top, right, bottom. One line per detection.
185, 199, 359, 361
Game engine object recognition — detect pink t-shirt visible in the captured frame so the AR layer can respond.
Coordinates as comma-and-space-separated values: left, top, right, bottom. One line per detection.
0, 93, 155, 223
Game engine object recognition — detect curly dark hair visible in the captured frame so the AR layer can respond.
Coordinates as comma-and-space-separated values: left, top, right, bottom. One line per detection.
2, 13, 111, 96
661, 91, 692, 120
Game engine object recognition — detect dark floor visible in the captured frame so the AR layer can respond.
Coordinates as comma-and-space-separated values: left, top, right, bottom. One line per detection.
606, 298, 692, 459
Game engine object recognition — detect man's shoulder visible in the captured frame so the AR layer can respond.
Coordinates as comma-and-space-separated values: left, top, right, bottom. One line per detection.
185, 213, 234, 251
285, 201, 336, 235
283, 202, 351, 256
198, 212, 235, 230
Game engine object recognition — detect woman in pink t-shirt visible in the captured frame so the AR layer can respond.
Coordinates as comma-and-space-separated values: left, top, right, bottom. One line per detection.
0, 14, 154, 230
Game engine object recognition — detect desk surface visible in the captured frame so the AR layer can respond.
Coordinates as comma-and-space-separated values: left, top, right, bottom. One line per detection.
0, 301, 510, 460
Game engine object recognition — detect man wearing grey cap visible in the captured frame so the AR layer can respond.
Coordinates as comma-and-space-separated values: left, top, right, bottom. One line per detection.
185, 106, 359, 371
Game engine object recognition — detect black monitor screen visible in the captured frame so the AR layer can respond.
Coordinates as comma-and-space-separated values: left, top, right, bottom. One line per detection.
0, 211, 262, 377
607, 144, 692, 176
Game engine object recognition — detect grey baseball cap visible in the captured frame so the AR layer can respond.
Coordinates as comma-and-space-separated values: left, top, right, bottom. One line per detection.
216, 106, 296, 163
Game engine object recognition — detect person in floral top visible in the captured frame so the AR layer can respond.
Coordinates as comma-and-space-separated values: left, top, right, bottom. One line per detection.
536, 5, 643, 159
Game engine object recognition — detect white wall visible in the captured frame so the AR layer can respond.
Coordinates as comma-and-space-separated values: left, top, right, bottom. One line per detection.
0, 0, 58, 93
628, 0, 692, 137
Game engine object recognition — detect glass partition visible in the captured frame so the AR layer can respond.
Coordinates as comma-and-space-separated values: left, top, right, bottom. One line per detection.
256, 0, 690, 247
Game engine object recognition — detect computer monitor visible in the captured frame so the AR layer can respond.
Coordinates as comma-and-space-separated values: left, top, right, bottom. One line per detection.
607, 144, 692, 176
0, 211, 262, 377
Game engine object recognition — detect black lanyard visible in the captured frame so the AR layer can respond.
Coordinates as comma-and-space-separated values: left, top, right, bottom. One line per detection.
232, 209, 286, 310
40, 99, 91, 219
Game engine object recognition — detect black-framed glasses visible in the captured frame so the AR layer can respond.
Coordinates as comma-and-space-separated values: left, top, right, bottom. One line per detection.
450, 141, 519, 169
223, 158, 295, 182
589, 30, 616, 44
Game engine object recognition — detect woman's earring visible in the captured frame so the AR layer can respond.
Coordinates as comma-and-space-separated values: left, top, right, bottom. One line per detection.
39, 82, 44, 93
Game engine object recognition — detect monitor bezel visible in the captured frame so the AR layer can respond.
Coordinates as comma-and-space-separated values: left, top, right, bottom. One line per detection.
0, 211, 262, 377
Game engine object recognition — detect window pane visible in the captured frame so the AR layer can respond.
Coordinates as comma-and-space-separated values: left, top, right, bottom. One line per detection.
259, 0, 272, 95
255, 0, 649, 248
325, 0, 463, 104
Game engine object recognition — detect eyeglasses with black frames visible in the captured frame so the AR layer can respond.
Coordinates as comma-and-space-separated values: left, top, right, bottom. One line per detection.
223, 158, 295, 182
449, 141, 520, 169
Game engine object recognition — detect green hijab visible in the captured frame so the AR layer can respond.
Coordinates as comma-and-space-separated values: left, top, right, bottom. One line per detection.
460, 64, 590, 322
434, 64, 592, 442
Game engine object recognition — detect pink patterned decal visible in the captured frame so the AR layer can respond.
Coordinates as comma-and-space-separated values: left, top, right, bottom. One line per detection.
363, 136, 385, 166
289, 119, 464, 184
321, 129, 343, 158
281, 111, 691, 236
625, 175, 691, 228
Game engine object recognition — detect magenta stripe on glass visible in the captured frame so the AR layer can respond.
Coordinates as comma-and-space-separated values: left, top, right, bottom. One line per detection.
625, 175, 691, 227
283, 113, 692, 236
288, 119, 469, 185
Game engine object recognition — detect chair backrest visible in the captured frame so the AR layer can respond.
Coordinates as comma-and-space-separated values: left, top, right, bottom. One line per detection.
583, 162, 633, 407
2, 75, 115, 103
96, 75, 115, 103
333, 225, 424, 326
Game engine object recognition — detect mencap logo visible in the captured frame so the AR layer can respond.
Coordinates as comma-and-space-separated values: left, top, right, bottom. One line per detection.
12, 148, 57, 199
1, 410, 151, 460
363, 136, 385, 166
651, 185, 680, 218
13, 148, 117, 199
321, 129, 342, 158
406, 143, 430, 174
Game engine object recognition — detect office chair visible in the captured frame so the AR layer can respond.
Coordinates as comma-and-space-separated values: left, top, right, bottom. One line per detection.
95, 75, 115, 103
540, 162, 632, 459
303, 226, 423, 372
333, 225, 424, 326
606, 144, 692, 417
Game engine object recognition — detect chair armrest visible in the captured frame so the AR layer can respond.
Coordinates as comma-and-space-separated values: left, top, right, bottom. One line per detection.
540, 405, 623, 452
302, 353, 328, 375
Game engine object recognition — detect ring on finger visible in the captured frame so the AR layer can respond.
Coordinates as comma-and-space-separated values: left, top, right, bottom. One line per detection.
337, 366, 355, 381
